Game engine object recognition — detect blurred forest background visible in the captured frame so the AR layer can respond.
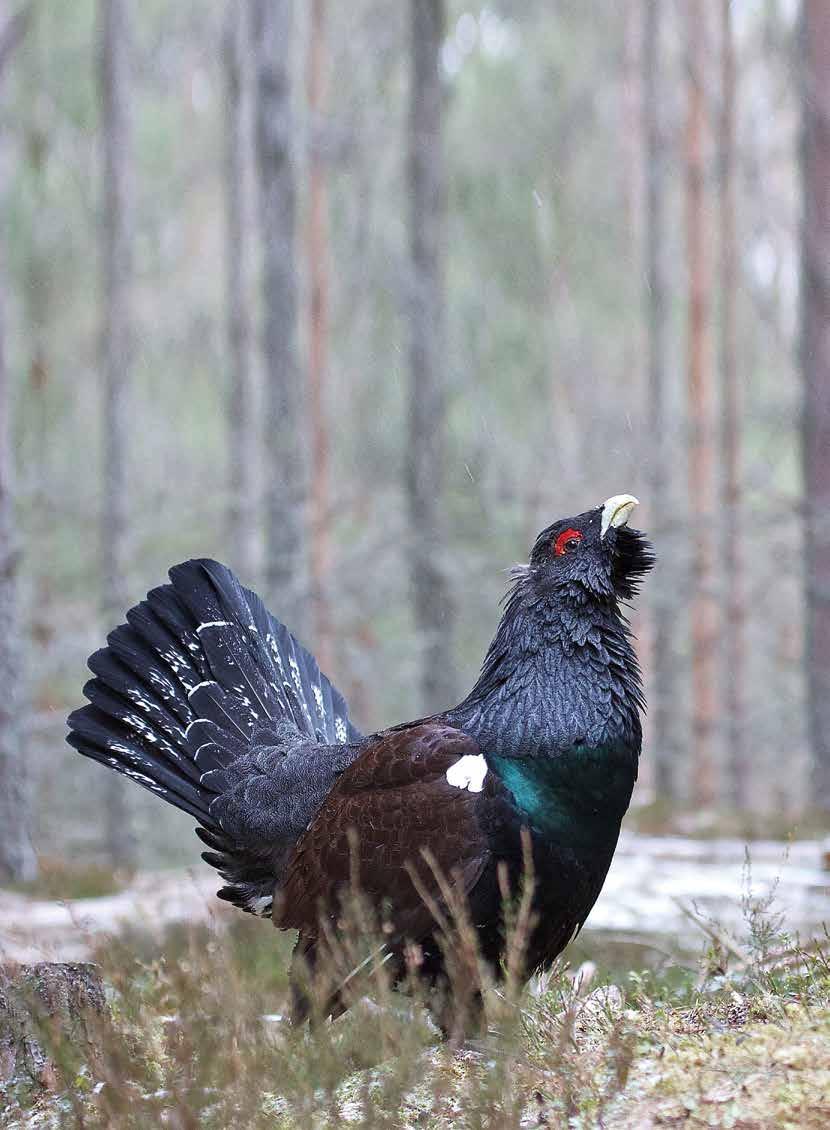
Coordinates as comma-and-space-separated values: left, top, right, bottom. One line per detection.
0, 0, 829, 883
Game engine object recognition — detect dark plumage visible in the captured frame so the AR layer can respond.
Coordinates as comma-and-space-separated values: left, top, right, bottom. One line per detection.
67, 495, 653, 1024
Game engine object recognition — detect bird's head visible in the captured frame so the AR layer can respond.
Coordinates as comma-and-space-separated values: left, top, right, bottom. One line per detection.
459, 494, 654, 718
521, 494, 654, 604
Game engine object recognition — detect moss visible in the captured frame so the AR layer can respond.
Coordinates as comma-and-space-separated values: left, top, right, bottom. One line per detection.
606, 1004, 830, 1129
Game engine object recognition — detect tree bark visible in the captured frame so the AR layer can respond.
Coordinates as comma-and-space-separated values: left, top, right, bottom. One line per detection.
306, 0, 333, 675
0, 963, 106, 1087
802, 0, 830, 808
252, 0, 307, 630
622, 0, 643, 286
642, 0, 676, 802
0, 267, 35, 887
407, 0, 456, 713
719, 0, 746, 809
224, 0, 258, 581
685, 1, 718, 808
100, 0, 135, 868
0, 0, 36, 884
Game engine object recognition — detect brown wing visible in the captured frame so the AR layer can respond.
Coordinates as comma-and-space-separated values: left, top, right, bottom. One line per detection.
275, 723, 503, 944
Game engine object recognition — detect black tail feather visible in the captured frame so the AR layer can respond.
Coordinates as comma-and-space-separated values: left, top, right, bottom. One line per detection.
67, 559, 362, 910
66, 705, 212, 821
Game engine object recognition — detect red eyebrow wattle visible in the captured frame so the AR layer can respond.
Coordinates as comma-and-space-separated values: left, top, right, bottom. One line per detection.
554, 529, 583, 556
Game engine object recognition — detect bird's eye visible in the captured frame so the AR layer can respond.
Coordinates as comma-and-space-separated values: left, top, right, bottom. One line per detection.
553, 529, 583, 557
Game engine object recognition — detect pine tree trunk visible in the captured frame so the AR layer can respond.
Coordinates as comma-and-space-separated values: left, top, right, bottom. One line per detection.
642, 0, 676, 802
224, 0, 258, 581
719, 0, 746, 810
407, 0, 455, 714
802, 0, 830, 809
0, 13, 36, 881
252, 0, 307, 630
100, 0, 135, 869
23, 35, 55, 676
0, 267, 35, 887
622, 0, 643, 285
685, 1, 718, 808
306, 0, 333, 675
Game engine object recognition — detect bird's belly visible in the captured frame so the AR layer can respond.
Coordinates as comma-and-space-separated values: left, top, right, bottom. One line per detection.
469, 833, 615, 974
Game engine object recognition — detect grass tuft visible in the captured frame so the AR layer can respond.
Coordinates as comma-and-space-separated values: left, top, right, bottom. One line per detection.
1, 864, 829, 1128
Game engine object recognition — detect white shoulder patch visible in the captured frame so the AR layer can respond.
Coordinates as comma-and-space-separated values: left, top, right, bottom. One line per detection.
445, 753, 488, 793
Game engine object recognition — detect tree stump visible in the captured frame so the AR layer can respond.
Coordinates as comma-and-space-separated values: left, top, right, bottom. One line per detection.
0, 962, 107, 1089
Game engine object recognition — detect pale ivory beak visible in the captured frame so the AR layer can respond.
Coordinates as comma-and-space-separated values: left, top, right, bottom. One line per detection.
600, 494, 639, 539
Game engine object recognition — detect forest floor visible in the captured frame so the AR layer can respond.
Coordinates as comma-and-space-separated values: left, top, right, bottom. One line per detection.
1, 835, 829, 1127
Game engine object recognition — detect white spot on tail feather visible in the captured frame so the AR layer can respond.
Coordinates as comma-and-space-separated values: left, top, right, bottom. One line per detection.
445, 754, 488, 793
312, 684, 325, 719
187, 680, 218, 698
161, 648, 189, 674
267, 634, 285, 675
249, 894, 273, 915
197, 621, 231, 633
185, 717, 209, 738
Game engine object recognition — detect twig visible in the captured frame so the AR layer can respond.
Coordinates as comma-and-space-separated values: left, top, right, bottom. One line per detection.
671, 897, 751, 966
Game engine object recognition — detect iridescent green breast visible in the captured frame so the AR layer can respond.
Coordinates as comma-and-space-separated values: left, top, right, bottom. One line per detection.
488, 743, 636, 845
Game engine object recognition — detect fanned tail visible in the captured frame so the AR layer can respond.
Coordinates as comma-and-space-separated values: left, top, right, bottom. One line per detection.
67, 559, 361, 909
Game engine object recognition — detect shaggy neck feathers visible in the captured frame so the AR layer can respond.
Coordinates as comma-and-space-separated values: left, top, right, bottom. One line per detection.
450, 578, 643, 837
453, 578, 643, 763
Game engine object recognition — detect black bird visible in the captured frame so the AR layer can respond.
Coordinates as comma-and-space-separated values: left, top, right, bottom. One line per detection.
67, 494, 653, 1023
